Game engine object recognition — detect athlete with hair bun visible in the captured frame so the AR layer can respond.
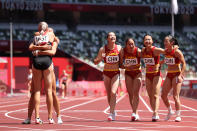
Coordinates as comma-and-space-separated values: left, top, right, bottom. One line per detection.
161, 35, 186, 122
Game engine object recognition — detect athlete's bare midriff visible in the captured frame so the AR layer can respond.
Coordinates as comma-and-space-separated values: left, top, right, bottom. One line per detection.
146, 64, 160, 73
104, 63, 119, 71
167, 64, 181, 72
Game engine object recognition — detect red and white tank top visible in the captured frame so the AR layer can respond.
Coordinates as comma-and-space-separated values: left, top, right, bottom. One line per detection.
143, 46, 160, 66
164, 48, 180, 65
104, 45, 120, 64
124, 47, 141, 71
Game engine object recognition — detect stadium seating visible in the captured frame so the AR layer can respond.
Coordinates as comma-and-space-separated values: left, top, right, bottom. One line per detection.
1, 24, 197, 72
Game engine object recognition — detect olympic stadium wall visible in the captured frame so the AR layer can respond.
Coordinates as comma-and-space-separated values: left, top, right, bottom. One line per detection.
0, 57, 73, 95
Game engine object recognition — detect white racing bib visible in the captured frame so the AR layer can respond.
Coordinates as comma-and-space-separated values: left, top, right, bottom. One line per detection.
164, 57, 175, 65
144, 58, 155, 65
34, 35, 49, 45
124, 58, 138, 66
106, 56, 119, 64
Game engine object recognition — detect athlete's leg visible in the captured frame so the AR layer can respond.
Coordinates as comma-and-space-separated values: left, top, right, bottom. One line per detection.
63, 84, 67, 97
132, 74, 142, 115
172, 76, 182, 117
22, 77, 35, 124
109, 74, 119, 114
32, 66, 43, 120
145, 77, 154, 109
61, 84, 65, 98
27, 80, 32, 97
161, 77, 172, 109
43, 65, 53, 119
152, 76, 162, 116
125, 74, 134, 111
103, 75, 112, 105
52, 72, 60, 117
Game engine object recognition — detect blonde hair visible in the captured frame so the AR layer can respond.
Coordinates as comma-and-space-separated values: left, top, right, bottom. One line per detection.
38, 21, 48, 35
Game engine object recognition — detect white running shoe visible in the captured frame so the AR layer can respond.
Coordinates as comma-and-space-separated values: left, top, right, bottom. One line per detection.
35, 118, 43, 124
49, 118, 54, 124
22, 118, 31, 124
152, 115, 160, 122
108, 112, 116, 121
165, 111, 174, 121
175, 116, 181, 122
57, 116, 63, 124
131, 113, 140, 121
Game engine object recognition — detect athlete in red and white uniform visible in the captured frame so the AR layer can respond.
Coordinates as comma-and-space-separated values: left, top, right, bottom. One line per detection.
161, 35, 186, 122
121, 38, 142, 121
94, 32, 123, 121
142, 34, 164, 122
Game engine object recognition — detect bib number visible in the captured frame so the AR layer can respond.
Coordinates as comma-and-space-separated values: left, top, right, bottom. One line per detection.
34, 35, 49, 45
124, 58, 138, 66
164, 57, 175, 65
144, 58, 155, 65
106, 56, 119, 63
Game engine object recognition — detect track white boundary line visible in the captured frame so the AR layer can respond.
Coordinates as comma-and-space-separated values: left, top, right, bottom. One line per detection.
0, 125, 43, 131
60, 96, 106, 111
169, 100, 197, 112
4, 98, 85, 121
103, 94, 127, 114
0, 97, 47, 109
139, 95, 152, 112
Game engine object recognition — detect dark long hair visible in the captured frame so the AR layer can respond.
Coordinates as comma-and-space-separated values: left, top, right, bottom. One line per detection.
167, 35, 179, 46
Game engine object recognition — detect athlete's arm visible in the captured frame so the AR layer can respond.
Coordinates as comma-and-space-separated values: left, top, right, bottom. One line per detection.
137, 48, 142, 58
37, 42, 58, 56
154, 47, 165, 56
94, 47, 104, 65
176, 49, 186, 77
119, 46, 124, 69
29, 43, 52, 51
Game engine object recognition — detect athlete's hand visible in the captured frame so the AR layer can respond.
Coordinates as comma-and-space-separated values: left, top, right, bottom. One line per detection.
177, 75, 184, 83
43, 45, 52, 50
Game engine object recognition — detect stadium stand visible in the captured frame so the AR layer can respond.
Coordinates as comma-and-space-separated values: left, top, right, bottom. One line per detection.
0, 24, 196, 72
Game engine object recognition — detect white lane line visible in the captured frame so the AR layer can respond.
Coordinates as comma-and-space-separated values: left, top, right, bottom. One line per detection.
103, 94, 127, 114
0, 126, 43, 131
139, 95, 152, 112
0, 96, 46, 105
0, 97, 47, 109
169, 100, 197, 112
4, 98, 83, 121
60, 96, 106, 111
62, 109, 191, 113
60, 123, 143, 131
